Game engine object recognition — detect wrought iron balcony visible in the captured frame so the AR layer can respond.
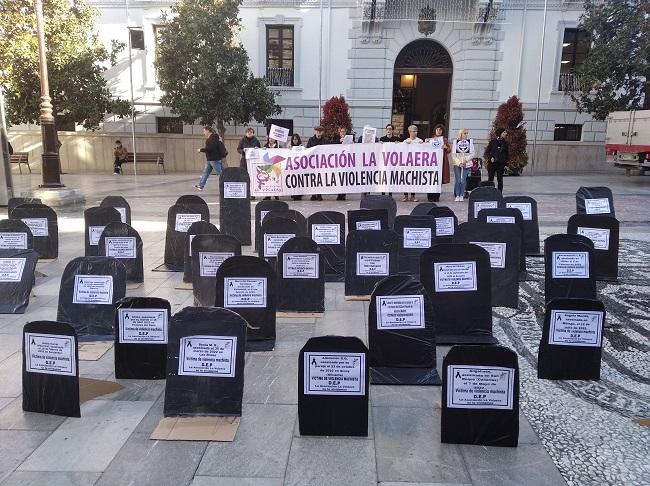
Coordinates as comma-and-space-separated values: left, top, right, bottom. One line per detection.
266, 67, 295, 87
558, 72, 582, 92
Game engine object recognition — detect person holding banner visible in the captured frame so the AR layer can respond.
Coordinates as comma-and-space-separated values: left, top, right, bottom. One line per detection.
237, 127, 262, 200
288, 134, 304, 201
262, 137, 280, 200
450, 129, 475, 202
307, 126, 329, 201
335, 126, 355, 201
425, 124, 451, 202
401, 125, 423, 202
194, 127, 227, 191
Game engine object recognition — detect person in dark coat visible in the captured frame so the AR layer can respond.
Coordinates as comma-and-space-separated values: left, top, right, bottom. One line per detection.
195, 127, 227, 190
306, 126, 328, 201
484, 128, 509, 192
262, 137, 280, 200
237, 127, 261, 199
288, 134, 304, 201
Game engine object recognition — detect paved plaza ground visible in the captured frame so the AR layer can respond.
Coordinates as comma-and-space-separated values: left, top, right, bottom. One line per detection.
0, 171, 649, 486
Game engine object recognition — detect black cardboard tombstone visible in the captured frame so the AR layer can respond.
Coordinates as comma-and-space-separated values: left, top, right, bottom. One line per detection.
84, 207, 122, 257
0, 219, 33, 251
393, 215, 437, 278
192, 234, 242, 307
345, 230, 399, 298
100, 196, 132, 225
567, 214, 619, 281
176, 194, 210, 216
347, 209, 389, 233
428, 206, 458, 243
9, 204, 58, 259
0, 249, 38, 313
215, 256, 276, 351
503, 196, 542, 256
477, 207, 527, 279
57, 256, 127, 340
453, 223, 520, 308
220, 167, 251, 246
114, 297, 171, 379
277, 237, 324, 313
259, 217, 302, 270
576, 186, 615, 217
254, 200, 288, 251
442, 345, 519, 447
298, 336, 369, 436
538, 298, 606, 380
183, 221, 220, 283
308, 211, 346, 282
360, 195, 397, 228
164, 307, 247, 417
97, 222, 144, 283
368, 275, 440, 385
8, 197, 42, 214
420, 244, 496, 344
22, 321, 80, 417
263, 209, 308, 236
162, 204, 210, 272
544, 234, 596, 304
410, 202, 438, 216
467, 186, 504, 223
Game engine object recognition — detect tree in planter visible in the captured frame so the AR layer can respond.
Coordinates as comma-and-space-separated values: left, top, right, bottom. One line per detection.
0, 0, 130, 130
486, 96, 528, 175
156, 0, 280, 133
320, 96, 352, 141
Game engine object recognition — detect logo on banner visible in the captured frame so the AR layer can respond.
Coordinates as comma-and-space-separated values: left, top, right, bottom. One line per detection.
253, 152, 284, 193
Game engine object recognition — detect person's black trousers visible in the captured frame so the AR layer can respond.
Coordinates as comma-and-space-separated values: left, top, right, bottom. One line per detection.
488, 163, 505, 192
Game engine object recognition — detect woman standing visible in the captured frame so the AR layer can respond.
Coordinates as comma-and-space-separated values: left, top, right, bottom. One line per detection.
425, 124, 451, 202
288, 134, 304, 201
263, 137, 280, 200
402, 125, 423, 202
450, 129, 475, 201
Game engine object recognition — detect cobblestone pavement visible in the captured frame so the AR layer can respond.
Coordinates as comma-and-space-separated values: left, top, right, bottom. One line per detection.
0, 171, 648, 485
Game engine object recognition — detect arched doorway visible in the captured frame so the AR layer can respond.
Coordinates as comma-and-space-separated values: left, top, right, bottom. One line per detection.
392, 39, 453, 139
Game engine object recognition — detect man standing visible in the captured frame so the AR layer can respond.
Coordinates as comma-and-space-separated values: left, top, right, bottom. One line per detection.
195, 127, 227, 190
306, 126, 328, 201
379, 124, 400, 143
484, 128, 509, 192
237, 127, 261, 199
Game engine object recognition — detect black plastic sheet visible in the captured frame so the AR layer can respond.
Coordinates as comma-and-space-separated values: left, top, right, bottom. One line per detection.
503, 196, 541, 256
164, 307, 247, 417
176, 195, 210, 217
57, 256, 127, 340
410, 202, 438, 216
347, 209, 389, 233
259, 217, 305, 270
0, 219, 33, 250
100, 196, 132, 225
476, 207, 527, 278
393, 215, 438, 278
191, 234, 241, 307
220, 167, 251, 246
8, 197, 42, 214
254, 200, 288, 251
420, 243, 496, 344
345, 229, 399, 298
544, 234, 596, 304
0, 249, 38, 313
298, 336, 369, 436
538, 298, 605, 380
277, 237, 324, 313
467, 186, 504, 223
22, 320, 80, 417
428, 206, 458, 243
9, 203, 58, 259
97, 222, 144, 283
360, 195, 397, 228
215, 255, 276, 351
84, 207, 122, 257
576, 186, 615, 217
183, 221, 220, 283
163, 204, 210, 271
114, 297, 171, 379
307, 211, 346, 282
567, 214, 619, 281
442, 344, 519, 447
368, 275, 440, 385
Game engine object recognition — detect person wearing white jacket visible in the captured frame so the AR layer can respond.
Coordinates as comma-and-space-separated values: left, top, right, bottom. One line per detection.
450, 129, 475, 201
401, 125, 423, 202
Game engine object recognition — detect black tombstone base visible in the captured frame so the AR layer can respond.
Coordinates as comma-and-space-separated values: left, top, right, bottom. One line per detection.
246, 339, 275, 352
370, 366, 440, 385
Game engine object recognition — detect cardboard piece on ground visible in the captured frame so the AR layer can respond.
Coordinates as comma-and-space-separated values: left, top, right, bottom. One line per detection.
79, 377, 124, 403
78, 341, 113, 361
151, 416, 240, 441
126, 282, 143, 290
175, 281, 193, 290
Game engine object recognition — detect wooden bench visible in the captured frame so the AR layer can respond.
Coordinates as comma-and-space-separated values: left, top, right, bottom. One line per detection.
10, 152, 31, 174
124, 152, 165, 174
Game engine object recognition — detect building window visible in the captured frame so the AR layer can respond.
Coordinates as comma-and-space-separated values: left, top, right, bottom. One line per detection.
157, 117, 183, 134
554, 124, 582, 141
558, 28, 589, 91
266, 25, 294, 87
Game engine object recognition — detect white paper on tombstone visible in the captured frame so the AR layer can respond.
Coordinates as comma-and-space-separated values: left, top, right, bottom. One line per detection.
188, 234, 196, 257
435, 217, 455, 236
269, 124, 290, 143
24, 332, 76, 376
576, 227, 610, 250
264, 233, 295, 258
88, 225, 105, 246
447, 365, 515, 410
362, 126, 377, 144
434, 261, 477, 292
549, 309, 603, 347
118, 308, 168, 344
174, 213, 202, 232
356, 252, 389, 276
304, 352, 365, 396
470, 241, 506, 269
552, 251, 589, 279
403, 227, 432, 248
505, 202, 532, 220
356, 220, 381, 231
376, 295, 425, 330
283, 253, 319, 279
486, 216, 515, 224
199, 252, 234, 277
223, 182, 248, 199
311, 224, 340, 245
21, 218, 49, 237
0, 232, 28, 249
0, 258, 27, 282
474, 201, 498, 219
585, 198, 610, 214
105, 237, 137, 259
72, 275, 113, 304
224, 277, 267, 307
260, 210, 270, 223
178, 335, 237, 378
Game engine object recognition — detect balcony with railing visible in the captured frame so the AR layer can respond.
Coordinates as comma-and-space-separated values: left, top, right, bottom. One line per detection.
266, 67, 295, 87
558, 72, 582, 92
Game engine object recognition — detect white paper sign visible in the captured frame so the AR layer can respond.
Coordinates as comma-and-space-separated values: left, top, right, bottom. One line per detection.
174, 213, 202, 232
470, 241, 506, 269
105, 237, 136, 259
25, 333, 76, 376
552, 251, 589, 279
178, 335, 237, 378
118, 308, 168, 344
506, 202, 532, 220
264, 233, 295, 258
585, 198, 611, 214
224, 277, 267, 307
283, 253, 319, 279
403, 227, 432, 249
189, 234, 196, 257
376, 295, 425, 330
362, 126, 377, 144
21, 218, 48, 237
342, 134, 354, 145
486, 216, 515, 224
223, 182, 247, 199
115, 207, 127, 223
304, 352, 365, 395
434, 261, 477, 292
260, 210, 270, 223
356, 252, 389, 276
577, 227, 610, 251
435, 217, 455, 236
474, 201, 498, 218
0, 258, 26, 282
447, 365, 515, 410
312, 224, 341, 245
269, 124, 290, 143
0, 232, 27, 249
356, 220, 381, 231
199, 252, 234, 277
88, 226, 105, 246
72, 275, 113, 304
549, 309, 603, 347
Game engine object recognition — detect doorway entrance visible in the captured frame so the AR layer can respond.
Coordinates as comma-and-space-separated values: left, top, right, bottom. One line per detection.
392, 39, 453, 140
